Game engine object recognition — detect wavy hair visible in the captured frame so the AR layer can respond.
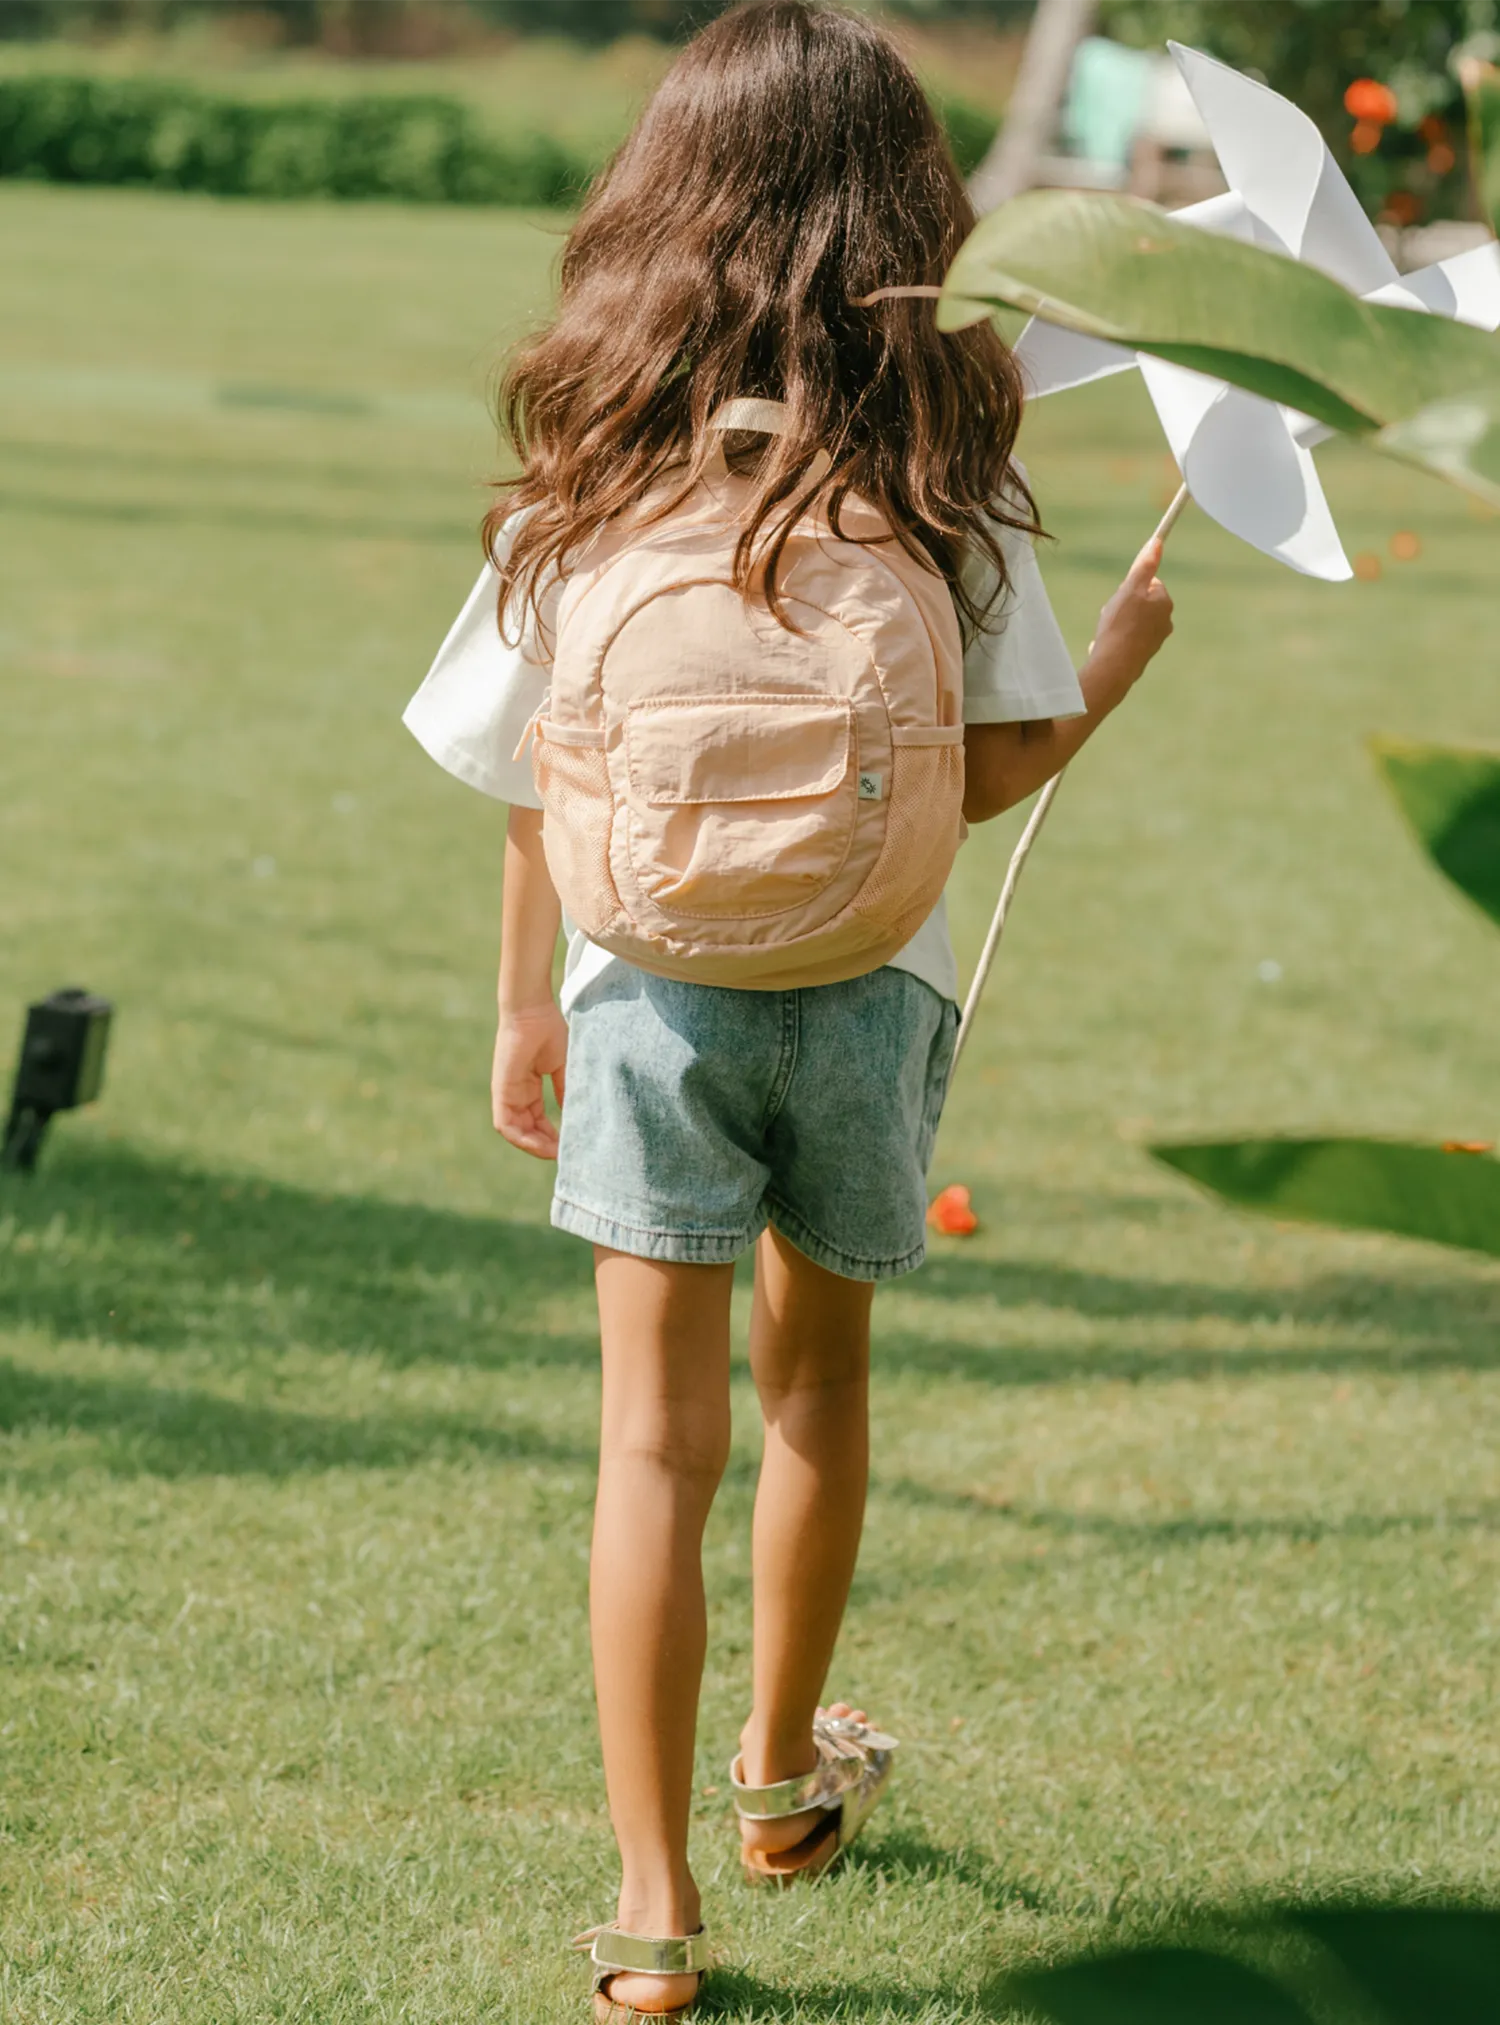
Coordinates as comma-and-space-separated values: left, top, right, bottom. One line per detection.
485, 0, 1038, 642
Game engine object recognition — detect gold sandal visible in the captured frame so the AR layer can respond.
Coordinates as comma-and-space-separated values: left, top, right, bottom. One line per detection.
730, 1708, 898, 1885
572, 1923, 711, 2019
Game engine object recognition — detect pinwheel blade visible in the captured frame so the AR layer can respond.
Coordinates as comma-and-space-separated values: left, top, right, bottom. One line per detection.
1168, 41, 1398, 294
1015, 321, 1134, 398
1006, 52, 1500, 576
1369, 241, 1500, 331
1185, 391, 1351, 578
1014, 171, 1353, 575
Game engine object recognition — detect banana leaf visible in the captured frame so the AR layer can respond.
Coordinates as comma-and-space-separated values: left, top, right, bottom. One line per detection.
1378, 386, 1500, 509
1465, 60, 1500, 240
1371, 738, 1500, 928
1151, 1137, 1500, 1258
938, 190, 1500, 500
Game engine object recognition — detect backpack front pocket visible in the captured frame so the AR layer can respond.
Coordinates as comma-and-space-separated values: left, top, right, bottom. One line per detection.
621, 694, 858, 918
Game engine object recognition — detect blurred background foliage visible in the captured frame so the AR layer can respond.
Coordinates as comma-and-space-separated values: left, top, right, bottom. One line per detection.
0, 0, 1491, 78
0, 0, 1496, 228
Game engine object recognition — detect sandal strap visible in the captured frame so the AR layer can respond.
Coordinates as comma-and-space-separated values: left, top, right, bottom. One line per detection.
573, 1925, 712, 1978
730, 1712, 899, 1820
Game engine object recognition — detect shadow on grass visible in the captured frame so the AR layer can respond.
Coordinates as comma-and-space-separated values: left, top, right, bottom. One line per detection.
852, 1829, 1054, 1917
874, 1475, 1500, 1544
3, 1144, 1497, 1400
0, 1354, 595, 1480
891, 1249, 1500, 1381
0, 1140, 596, 1370
699, 1971, 1007, 2021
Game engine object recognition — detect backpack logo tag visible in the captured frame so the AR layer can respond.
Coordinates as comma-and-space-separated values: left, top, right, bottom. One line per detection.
858, 771, 883, 802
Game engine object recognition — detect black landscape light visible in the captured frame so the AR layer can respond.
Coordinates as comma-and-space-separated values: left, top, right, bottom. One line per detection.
2, 988, 113, 1174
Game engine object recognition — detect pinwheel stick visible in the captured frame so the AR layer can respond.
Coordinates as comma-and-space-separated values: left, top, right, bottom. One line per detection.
948, 480, 1191, 1087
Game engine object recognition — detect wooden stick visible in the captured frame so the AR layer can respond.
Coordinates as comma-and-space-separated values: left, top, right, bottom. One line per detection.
948, 481, 1191, 1086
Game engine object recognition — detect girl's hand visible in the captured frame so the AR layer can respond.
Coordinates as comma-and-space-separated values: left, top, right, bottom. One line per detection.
492, 1002, 568, 1159
1090, 534, 1175, 691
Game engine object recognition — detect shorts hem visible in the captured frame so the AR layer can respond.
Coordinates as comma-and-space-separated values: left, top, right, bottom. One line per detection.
552, 1192, 765, 1265
766, 1198, 927, 1284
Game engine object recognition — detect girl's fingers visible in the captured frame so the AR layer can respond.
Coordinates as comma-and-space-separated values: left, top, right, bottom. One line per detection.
498, 1084, 560, 1158
501, 1109, 559, 1159
1129, 534, 1165, 583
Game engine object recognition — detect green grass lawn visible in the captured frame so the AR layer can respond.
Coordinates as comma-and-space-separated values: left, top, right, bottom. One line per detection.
2, 183, 1497, 2023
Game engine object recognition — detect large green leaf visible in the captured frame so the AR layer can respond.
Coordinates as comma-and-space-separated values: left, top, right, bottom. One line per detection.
1372, 738, 1500, 929
1377, 387, 1500, 509
1464, 59, 1500, 240
1295, 1907, 1500, 2025
1006, 1946, 1315, 2025
1151, 1137, 1500, 1257
938, 190, 1500, 440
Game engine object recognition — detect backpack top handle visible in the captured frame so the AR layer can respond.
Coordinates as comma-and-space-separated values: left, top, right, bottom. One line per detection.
707, 397, 789, 436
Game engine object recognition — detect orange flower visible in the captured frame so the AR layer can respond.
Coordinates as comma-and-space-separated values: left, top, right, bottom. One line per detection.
927, 1183, 979, 1236
1351, 118, 1384, 155
1442, 1140, 1495, 1156
1381, 188, 1423, 226
1353, 551, 1383, 582
1344, 77, 1398, 124
1418, 113, 1449, 145
1389, 529, 1422, 562
1427, 142, 1457, 175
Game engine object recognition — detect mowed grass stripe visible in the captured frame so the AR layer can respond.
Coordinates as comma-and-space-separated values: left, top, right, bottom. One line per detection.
0, 362, 487, 428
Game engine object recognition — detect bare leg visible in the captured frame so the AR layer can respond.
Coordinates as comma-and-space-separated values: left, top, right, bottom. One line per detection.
738, 1226, 874, 1859
590, 1247, 734, 2016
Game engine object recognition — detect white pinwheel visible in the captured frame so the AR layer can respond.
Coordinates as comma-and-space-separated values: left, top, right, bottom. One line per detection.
1016, 42, 1500, 581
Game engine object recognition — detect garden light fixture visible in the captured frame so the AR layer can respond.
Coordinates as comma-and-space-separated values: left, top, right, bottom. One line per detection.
2, 988, 113, 1174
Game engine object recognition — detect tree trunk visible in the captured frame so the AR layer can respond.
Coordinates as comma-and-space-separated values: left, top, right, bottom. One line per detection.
968, 0, 1098, 214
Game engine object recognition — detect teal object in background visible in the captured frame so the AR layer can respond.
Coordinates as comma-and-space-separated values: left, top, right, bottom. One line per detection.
1061, 37, 1155, 173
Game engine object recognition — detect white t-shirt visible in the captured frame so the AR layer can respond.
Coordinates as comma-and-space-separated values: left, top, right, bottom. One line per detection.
404, 510, 1085, 1011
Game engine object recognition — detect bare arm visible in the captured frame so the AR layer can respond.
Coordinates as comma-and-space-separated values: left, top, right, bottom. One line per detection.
963, 534, 1174, 825
492, 804, 568, 1160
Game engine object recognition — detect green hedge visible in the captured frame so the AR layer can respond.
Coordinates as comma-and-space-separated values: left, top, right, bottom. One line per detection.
933, 92, 999, 179
0, 74, 588, 203
0, 71, 997, 205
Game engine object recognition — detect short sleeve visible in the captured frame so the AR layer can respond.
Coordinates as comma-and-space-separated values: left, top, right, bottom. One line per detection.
959, 514, 1086, 724
401, 513, 556, 808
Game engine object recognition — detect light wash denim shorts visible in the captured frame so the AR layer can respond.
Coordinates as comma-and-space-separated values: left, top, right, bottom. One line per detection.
552, 964, 957, 1281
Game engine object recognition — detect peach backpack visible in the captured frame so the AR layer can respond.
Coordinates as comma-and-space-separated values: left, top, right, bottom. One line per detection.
527, 400, 965, 989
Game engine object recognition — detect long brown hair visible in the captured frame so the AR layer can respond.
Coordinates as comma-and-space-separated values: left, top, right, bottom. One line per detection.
485, 0, 1037, 641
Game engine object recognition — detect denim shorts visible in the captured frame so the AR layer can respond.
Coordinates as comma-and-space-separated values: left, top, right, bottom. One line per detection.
553, 965, 957, 1282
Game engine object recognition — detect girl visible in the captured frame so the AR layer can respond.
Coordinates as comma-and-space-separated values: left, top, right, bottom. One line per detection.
405, 3, 1173, 2013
